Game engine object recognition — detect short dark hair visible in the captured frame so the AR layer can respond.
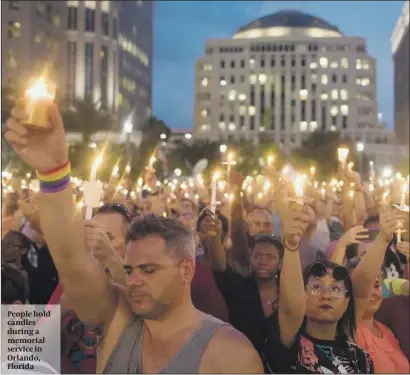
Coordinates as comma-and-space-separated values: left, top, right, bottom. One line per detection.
302, 260, 356, 341
197, 210, 229, 239
95, 203, 132, 224
251, 235, 284, 260
2, 263, 28, 304
126, 214, 195, 259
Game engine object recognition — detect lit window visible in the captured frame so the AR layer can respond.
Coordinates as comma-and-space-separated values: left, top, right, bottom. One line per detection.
340, 105, 349, 115
340, 89, 348, 101
228, 123, 236, 131
356, 78, 361, 85
53, 15, 61, 26
331, 89, 338, 100
309, 62, 318, 69
299, 89, 308, 100
85, 0, 96, 9
220, 78, 227, 86
330, 61, 338, 68
258, 74, 267, 84
249, 74, 257, 84
238, 93, 247, 101
34, 32, 42, 43
361, 78, 370, 86
330, 106, 338, 116
101, 0, 110, 12
321, 74, 328, 85
300, 121, 308, 131
203, 63, 212, 71
201, 109, 208, 117
249, 58, 255, 67
321, 92, 328, 100
330, 125, 337, 132
362, 60, 369, 70
228, 90, 236, 101
8, 21, 21, 38
239, 106, 246, 115
319, 57, 328, 68
201, 124, 210, 132
248, 106, 256, 116
356, 58, 362, 70
219, 122, 226, 131
311, 74, 317, 83
309, 121, 318, 131
7, 50, 17, 69
340, 58, 349, 69
201, 78, 208, 87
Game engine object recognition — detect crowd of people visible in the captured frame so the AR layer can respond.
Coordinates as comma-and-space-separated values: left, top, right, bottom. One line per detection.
2, 98, 410, 374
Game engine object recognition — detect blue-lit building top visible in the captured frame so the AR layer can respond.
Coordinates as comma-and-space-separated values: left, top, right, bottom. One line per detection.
118, 0, 154, 131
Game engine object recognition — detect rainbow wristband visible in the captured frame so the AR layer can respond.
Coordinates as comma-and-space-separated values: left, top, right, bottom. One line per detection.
36, 161, 71, 193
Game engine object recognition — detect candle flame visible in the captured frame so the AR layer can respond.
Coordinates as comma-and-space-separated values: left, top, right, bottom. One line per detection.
310, 166, 316, 176
267, 155, 275, 166
348, 190, 354, 199
26, 78, 54, 100
112, 165, 119, 176
213, 171, 220, 180
294, 176, 304, 198
337, 148, 349, 163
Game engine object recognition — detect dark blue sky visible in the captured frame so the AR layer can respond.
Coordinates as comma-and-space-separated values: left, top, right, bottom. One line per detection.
152, 1, 404, 130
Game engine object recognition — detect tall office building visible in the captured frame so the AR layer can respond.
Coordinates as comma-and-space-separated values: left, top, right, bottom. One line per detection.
391, 1, 409, 147
64, 0, 119, 113
2, 0, 154, 140
193, 10, 380, 152
118, 0, 154, 130
1, 1, 66, 94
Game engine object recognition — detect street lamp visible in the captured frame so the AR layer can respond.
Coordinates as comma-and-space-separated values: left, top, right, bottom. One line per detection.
160, 133, 167, 140
356, 142, 364, 176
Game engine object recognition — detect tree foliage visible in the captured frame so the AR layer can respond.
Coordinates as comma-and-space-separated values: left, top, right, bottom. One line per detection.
62, 96, 116, 144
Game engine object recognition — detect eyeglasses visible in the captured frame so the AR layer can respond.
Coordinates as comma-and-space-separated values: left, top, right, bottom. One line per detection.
306, 281, 348, 299
309, 262, 348, 282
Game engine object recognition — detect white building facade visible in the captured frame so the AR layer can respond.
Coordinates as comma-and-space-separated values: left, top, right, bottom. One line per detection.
193, 10, 401, 165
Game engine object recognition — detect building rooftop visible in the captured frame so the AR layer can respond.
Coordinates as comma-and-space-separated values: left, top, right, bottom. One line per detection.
238, 10, 341, 34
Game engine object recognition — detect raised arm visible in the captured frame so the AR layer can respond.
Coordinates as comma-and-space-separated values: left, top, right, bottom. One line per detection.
229, 172, 251, 269
352, 208, 406, 321
330, 225, 369, 265
5, 101, 117, 328
278, 204, 310, 347
201, 212, 226, 272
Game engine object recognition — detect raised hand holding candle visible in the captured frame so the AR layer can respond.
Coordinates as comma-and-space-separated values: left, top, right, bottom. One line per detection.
23, 78, 55, 128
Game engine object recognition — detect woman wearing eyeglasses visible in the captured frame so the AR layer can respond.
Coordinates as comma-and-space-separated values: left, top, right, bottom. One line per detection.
264, 205, 405, 373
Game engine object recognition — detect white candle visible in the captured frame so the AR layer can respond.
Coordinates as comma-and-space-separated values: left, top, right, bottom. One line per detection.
211, 171, 220, 214
400, 184, 408, 209
337, 148, 349, 165
86, 153, 103, 219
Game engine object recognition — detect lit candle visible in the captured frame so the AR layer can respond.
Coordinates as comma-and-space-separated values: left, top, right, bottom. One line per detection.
400, 184, 408, 209
149, 157, 156, 169
23, 78, 55, 128
125, 165, 131, 174
267, 155, 275, 167
112, 165, 119, 177
320, 188, 326, 200
310, 166, 316, 177
211, 171, 220, 214
294, 176, 304, 204
85, 153, 103, 220
348, 190, 354, 199
337, 147, 349, 165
